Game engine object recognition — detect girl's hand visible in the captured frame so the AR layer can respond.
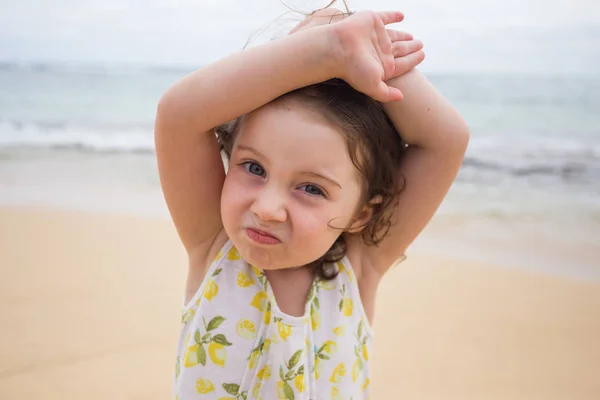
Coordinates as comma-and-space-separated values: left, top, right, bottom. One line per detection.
291, 9, 424, 102
331, 11, 423, 102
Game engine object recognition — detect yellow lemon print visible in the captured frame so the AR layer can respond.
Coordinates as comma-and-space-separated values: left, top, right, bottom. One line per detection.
276, 380, 287, 400
183, 344, 200, 367
236, 318, 257, 340
215, 249, 223, 260
362, 344, 369, 361
277, 320, 292, 342
333, 326, 345, 336
236, 271, 255, 287
208, 342, 226, 367
217, 397, 235, 400
329, 362, 346, 383
331, 386, 342, 400
341, 298, 353, 317
337, 261, 354, 282
251, 265, 263, 277
264, 303, 272, 324
257, 365, 271, 381
362, 377, 371, 391
250, 291, 269, 311
310, 307, 320, 331
196, 378, 215, 394
322, 340, 338, 357
294, 373, 305, 392
252, 381, 262, 398
182, 308, 195, 324
227, 246, 241, 260
203, 279, 218, 301
320, 280, 336, 290
263, 337, 272, 352
352, 358, 362, 382
248, 351, 259, 369
315, 357, 324, 380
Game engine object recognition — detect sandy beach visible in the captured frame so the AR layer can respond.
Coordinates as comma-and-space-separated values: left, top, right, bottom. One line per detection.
0, 206, 599, 399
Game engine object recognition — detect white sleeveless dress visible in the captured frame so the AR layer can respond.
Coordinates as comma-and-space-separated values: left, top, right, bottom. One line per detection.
174, 240, 374, 399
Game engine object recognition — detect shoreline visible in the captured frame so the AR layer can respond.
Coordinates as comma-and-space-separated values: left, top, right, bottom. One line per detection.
1, 206, 599, 399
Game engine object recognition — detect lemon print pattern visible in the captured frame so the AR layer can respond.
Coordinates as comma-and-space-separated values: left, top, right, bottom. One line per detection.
329, 362, 346, 383
174, 241, 373, 399
196, 378, 215, 394
339, 284, 354, 317
275, 317, 292, 342
237, 271, 254, 288
236, 318, 257, 340
203, 268, 222, 301
182, 314, 232, 369
333, 326, 345, 336
352, 320, 370, 383
251, 291, 269, 312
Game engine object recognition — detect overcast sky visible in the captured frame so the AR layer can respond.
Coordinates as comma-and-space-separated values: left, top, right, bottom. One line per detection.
1, 0, 598, 73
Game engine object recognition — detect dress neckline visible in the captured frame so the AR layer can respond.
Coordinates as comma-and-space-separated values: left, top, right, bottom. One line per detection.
252, 264, 318, 326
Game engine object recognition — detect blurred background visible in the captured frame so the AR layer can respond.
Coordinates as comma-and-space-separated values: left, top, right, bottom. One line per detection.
1, 0, 598, 278
1, 1, 599, 399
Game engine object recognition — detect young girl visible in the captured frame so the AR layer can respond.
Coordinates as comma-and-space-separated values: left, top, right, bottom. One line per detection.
155, 6, 469, 400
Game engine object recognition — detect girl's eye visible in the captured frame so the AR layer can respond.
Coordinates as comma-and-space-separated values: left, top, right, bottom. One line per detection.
299, 184, 325, 197
242, 161, 265, 177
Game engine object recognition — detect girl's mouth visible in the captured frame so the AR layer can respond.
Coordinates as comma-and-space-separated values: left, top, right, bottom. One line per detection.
245, 228, 281, 245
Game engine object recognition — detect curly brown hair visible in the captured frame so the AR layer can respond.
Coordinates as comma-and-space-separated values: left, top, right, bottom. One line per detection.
215, 78, 407, 279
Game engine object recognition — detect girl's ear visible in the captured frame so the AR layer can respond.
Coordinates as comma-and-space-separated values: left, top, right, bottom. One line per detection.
346, 195, 383, 233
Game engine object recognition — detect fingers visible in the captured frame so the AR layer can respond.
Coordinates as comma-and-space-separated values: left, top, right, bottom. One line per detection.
392, 40, 423, 57
375, 17, 393, 56
386, 29, 413, 41
393, 49, 426, 77
378, 11, 404, 25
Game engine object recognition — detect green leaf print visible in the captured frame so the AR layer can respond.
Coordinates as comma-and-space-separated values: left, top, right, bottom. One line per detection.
338, 299, 343, 312
196, 344, 207, 366
313, 296, 320, 310
288, 349, 303, 370
358, 320, 364, 339
202, 333, 211, 342
207, 316, 226, 331
279, 365, 285, 381
222, 383, 240, 396
318, 353, 330, 360
283, 381, 295, 400
213, 268, 223, 276
194, 330, 201, 344
241, 392, 248, 400
212, 334, 233, 346
297, 365, 304, 375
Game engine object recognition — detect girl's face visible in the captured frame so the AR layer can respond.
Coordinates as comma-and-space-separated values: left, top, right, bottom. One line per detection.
221, 100, 365, 270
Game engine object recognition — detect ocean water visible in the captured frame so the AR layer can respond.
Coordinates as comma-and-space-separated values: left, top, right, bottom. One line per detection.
1, 63, 599, 279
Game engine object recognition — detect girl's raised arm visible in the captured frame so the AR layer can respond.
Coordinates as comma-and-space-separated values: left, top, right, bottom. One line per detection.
364, 67, 470, 274
154, 27, 336, 255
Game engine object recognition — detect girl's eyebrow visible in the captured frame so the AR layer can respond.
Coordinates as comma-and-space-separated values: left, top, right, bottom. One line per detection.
235, 144, 264, 159
300, 171, 342, 189
236, 143, 342, 189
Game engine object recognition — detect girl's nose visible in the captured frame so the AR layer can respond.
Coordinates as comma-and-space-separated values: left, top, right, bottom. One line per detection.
249, 186, 287, 223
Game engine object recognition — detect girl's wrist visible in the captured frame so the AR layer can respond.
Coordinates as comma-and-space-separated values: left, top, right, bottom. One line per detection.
295, 25, 342, 83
